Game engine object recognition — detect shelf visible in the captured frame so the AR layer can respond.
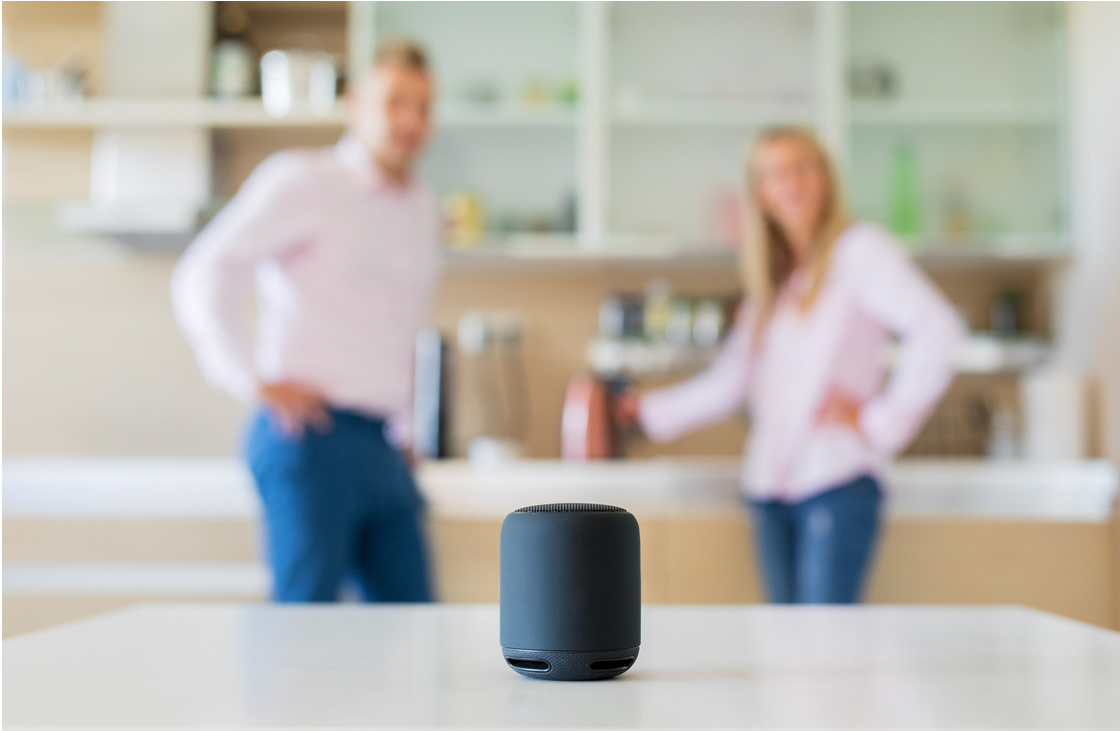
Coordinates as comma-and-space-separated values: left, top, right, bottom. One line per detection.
952, 335, 1053, 374
444, 235, 738, 270
908, 234, 1072, 269
2, 98, 577, 130
588, 334, 1054, 378
610, 99, 1057, 129
889, 335, 1054, 375
2, 98, 344, 129
441, 232, 1072, 271
9, 201, 1068, 272
6, 456, 1116, 521
849, 99, 1060, 126
437, 101, 576, 128
587, 338, 719, 378
2, 6, 1072, 271
612, 98, 813, 127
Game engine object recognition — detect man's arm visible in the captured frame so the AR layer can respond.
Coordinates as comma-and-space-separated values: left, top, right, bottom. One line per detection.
170, 151, 312, 402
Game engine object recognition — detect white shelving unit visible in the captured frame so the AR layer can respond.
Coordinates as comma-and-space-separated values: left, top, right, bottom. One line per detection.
1, 97, 575, 130
586, 334, 1056, 379
2, 98, 346, 129
612, 99, 814, 128
443, 235, 738, 271
3, 1, 1070, 266
604, 2, 819, 245
848, 99, 1061, 127
402, 1, 1068, 263
436, 103, 576, 129
363, 1, 582, 240
844, 2, 1068, 255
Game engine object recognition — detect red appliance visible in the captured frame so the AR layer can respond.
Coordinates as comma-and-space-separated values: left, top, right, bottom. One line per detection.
561, 374, 616, 460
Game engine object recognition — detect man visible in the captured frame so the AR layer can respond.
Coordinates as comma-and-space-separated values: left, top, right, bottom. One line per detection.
171, 41, 440, 602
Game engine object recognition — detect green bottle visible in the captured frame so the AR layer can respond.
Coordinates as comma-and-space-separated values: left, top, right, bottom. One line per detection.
888, 143, 922, 241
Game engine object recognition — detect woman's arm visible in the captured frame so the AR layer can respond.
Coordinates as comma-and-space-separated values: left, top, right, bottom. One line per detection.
846, 225, 966, 456
637, 303, 755, 443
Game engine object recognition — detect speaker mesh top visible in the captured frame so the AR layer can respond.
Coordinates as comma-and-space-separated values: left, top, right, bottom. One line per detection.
515, 503, 627, 514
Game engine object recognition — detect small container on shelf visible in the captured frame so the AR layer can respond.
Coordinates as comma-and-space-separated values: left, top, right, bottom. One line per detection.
848, 58, 899, 100
665, 298, 693, 348
642, 281, 672, 341
588, 288, 734, 378
521, 79, 551, 109
556, 79, 579, 107
443, 191, 487, 249
260, 49, 337, 118
210, 40, 256, 98
888, 143, 922, 239
462, 79, 501, 107
692, 297, 726, 348
598, 294, 626, 340
990, 289, 1025, 337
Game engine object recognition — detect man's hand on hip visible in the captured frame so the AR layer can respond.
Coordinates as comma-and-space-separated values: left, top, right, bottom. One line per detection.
259, 381, 333, 437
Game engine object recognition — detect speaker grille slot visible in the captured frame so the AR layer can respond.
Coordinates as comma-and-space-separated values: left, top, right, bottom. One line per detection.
515, 503, 626, 514
589, 657, 635, 672
506, 657, 550, 672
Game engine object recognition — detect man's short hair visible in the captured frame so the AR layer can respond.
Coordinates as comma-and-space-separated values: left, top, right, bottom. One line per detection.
374, 38, 429, 74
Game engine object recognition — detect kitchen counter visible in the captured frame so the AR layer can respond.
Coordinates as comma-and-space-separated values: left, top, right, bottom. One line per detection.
4, 458, 1118, 636
4, 457, 1117, 521
5, 603, 1120, 728
421, 458, 1119, 521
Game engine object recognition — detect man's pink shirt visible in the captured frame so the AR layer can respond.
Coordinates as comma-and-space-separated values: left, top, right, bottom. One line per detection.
171, 136, 442, 444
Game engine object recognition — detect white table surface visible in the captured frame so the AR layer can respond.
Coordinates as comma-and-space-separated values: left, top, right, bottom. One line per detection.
5, 603, 1120, 729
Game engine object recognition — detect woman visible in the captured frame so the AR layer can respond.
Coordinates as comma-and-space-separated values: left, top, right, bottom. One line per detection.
622, 128, 963, 604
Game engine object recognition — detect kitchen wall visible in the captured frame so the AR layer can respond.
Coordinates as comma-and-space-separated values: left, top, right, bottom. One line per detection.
5, 2, 1120, 466
0, 0, 731, 460
2, 220, 746, 458
0, 134, 1103, 462
0, 228, 1076, 461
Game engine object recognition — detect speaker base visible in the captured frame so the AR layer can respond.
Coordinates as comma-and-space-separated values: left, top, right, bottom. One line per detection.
502, 646, 640, 681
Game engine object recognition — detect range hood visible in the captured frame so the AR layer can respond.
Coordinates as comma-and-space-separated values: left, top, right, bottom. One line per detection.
55, 2, 213, 252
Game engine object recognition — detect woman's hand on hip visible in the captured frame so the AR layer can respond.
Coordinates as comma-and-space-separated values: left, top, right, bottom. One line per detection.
259, 381, 333, 437
815, 385, 864, 433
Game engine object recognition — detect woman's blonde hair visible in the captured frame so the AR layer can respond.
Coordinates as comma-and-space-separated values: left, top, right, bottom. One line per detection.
741, 127, 849, 324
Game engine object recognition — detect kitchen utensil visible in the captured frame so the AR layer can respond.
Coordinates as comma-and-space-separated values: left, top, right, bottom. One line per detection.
692, 297, 726, 348
560, 374, 614, 460
261, 49, 336, 118
210, 39, 255, 98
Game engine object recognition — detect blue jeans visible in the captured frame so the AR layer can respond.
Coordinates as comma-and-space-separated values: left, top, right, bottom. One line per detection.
748, 475, 882, 604
245, 408, 434, 603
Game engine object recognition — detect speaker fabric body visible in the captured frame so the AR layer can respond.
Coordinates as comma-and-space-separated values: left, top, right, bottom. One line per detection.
500, 503, 641, 681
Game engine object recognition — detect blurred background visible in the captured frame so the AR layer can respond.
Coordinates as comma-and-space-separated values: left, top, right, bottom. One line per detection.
4, 1, 1120, 635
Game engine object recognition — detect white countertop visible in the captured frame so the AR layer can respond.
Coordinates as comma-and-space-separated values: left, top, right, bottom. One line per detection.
5, 603, 1119, 728
3, 457, 1117, 521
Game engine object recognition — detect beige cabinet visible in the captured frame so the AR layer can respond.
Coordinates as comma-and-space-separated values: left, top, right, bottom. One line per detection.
429, 512, 1118, 628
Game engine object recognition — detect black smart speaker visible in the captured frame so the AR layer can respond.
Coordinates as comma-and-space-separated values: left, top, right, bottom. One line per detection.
500, 503, 641, 681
